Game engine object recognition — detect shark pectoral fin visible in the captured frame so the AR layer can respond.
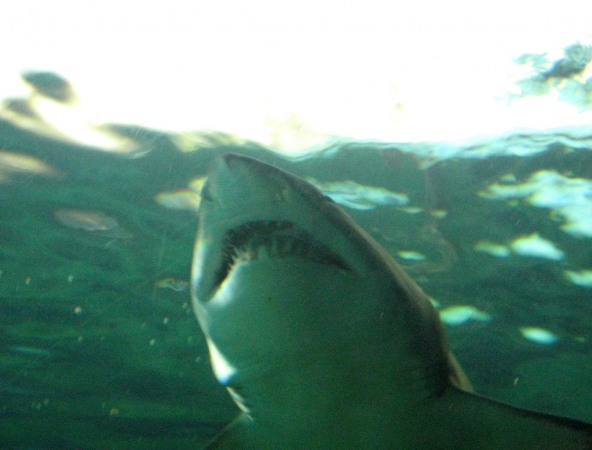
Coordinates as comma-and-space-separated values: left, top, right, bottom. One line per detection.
206, 414, 260, 450
447, 351, 473, 392
426, 387, 592, 450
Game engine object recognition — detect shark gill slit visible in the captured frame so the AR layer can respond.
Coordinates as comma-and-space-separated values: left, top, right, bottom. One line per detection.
214, 220, 351, 286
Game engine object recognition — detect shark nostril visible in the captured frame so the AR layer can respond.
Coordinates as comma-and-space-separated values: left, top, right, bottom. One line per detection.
200, 184, 214, 202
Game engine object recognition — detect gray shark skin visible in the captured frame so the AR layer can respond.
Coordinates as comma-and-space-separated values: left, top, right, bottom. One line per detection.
191, 153, 592, 449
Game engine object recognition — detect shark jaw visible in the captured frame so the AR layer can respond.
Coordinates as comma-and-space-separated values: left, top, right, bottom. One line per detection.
191, 153, 592, 449
191, 152, 387, 303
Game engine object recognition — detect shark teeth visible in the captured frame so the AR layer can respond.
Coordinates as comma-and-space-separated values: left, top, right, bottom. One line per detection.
215, 220, 350, 285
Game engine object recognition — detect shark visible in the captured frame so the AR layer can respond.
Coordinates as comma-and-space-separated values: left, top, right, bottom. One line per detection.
191, 153, 592, 449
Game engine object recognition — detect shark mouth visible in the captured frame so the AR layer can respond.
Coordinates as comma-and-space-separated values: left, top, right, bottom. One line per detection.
215, 220, 350, 286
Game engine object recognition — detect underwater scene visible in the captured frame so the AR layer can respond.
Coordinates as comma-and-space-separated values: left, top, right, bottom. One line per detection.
2, 2, 592, 449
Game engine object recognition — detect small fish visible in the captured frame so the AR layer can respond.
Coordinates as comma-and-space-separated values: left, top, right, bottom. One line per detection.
6, 345, 53, 358
155, 189, 202, 212
54, 209, 133, 239
0, 150, 59, 179
397, 250, 427, 261
306, 177, 409, 210
439, 305, 492, 326
510, 232, 564, 260
519, 327, 559, 345
564, 269, 592, 287
21, 71, 77, 103
156, 277, 189, 292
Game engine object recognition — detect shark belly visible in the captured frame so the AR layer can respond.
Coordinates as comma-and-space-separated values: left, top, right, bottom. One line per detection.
191, 153, 592, 449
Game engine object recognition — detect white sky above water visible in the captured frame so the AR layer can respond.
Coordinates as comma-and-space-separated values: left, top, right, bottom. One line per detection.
0, 0, 591, 153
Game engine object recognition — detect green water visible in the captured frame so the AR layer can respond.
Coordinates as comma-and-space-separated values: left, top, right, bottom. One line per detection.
0, 118, 591, 449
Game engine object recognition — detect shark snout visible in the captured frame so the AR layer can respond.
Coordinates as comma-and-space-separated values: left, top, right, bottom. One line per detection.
204, 153, 290, 209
